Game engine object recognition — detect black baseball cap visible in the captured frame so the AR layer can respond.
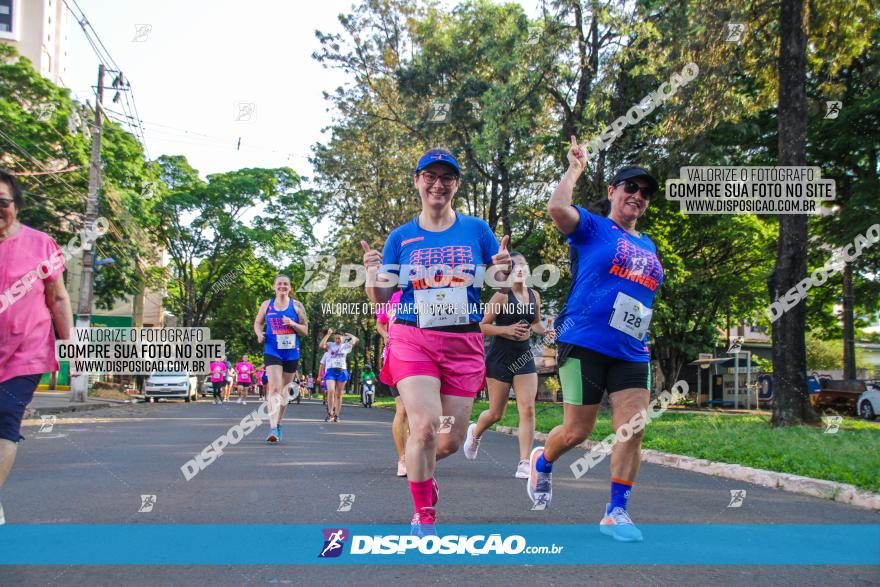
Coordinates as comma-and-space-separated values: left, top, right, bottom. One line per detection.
610, 166, 659, 195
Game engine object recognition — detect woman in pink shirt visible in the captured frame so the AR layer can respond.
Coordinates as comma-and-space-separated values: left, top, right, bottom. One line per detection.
0, 170, 73, 525
235, 355, 256, 404
209, 360, 227, 404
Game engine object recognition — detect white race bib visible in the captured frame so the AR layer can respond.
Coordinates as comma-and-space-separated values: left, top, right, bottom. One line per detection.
414, 287, 469, 328
608, 292, 652, 340
276, 333, 296, 349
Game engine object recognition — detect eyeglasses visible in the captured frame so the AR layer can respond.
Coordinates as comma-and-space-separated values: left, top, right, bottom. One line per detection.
616, 180, 655, 199
419, 172, 459, 187
0, 199, 14, 209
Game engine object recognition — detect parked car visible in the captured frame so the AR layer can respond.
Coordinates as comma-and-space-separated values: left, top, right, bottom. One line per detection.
144, 372, 198, 402
857, 385, 880, 420
200, 376, 213, 397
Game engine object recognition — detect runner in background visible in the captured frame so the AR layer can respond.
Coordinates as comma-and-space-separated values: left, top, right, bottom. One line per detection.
319, 330, 358, 422
254, 365, 266, 400
306, 373, 314, 399
224, 359, 234, 402
376, 289, 408, 476
465, 251, 546, 478
362, 148, 510, 535
0, 169, 74, 525
235, 355, 255, 404
319, 351, 329, 414
528, 138, 664, 542
254, 275, 309, 443
209, 359, 227, 404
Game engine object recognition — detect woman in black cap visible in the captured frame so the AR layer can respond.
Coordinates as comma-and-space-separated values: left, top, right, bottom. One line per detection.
526, 137, 664, 543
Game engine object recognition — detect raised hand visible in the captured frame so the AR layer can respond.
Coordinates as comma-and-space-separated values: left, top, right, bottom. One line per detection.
567, 135, 588, 174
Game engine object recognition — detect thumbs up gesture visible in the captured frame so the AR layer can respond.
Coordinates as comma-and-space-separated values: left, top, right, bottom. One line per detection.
361, 240, 381, 271
491, 234, 512, 271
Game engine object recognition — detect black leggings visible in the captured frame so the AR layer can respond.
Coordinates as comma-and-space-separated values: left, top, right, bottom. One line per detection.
212, 381, 224, 399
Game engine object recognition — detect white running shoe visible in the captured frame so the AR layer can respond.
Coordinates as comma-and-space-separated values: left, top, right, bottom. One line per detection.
515, 459, 530, 479
396, 459, 407, 477
241, 399, 247, 405
0, 500, 5, 525
463, 422, 480, 460
527, 446, 552, 509
236, 398, 243, 404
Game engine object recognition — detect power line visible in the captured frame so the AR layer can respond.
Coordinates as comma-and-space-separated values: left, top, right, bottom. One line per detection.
62, 0, 150, 158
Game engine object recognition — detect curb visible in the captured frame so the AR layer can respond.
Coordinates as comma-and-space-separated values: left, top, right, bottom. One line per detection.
494, 425, 880, 511
25, 402, 113, 418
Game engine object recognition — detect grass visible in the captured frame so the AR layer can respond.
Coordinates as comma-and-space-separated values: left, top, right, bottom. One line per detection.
340, 394, 880, 492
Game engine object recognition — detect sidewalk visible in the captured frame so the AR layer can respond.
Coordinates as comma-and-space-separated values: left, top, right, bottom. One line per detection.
24, 390, 119, 417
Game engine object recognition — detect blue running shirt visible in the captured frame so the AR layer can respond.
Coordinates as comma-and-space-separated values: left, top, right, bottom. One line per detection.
263, 298, 301, 360
557, 206, 664, 362
381, 213, 500, 325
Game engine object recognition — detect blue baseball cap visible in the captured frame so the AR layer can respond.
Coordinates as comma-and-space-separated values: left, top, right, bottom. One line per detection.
415, 150, 462, 175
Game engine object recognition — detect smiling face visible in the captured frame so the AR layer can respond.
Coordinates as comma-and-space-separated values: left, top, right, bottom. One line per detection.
414, 163, 460, 212
273, 275, 291, 296
607, 177, 652, 224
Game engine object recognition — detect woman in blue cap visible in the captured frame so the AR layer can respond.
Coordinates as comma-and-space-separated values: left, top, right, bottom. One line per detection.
362, 148, 511, 535
526, 137, 664, 543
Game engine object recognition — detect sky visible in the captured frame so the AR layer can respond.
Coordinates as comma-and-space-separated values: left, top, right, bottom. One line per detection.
62, 0, 539, 240
64, 0, 539, 179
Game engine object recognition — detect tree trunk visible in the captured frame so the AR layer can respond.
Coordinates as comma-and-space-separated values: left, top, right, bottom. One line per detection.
842, 261, 856, 379
770, 0, 819, 427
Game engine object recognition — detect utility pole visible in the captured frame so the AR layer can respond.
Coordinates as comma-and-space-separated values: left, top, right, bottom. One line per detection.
70, 64, 105, 403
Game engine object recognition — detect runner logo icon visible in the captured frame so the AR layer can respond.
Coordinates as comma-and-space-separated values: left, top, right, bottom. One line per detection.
319, 528, 349, 558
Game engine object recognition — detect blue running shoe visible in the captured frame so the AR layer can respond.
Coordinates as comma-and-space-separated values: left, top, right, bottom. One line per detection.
599, 504, 644, 542
266, 428, 278, 443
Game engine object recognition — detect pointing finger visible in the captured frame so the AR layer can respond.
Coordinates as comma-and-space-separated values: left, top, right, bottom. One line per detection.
360, 240, 372, 253
499, 235, 510, 251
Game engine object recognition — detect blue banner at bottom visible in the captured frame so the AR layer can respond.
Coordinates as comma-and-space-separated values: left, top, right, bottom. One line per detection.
0, 524, 878, 565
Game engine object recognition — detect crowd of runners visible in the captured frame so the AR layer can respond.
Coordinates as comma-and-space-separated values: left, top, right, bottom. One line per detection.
0, 140, 663, 541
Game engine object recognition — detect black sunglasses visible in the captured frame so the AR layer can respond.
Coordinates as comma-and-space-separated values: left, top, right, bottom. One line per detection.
616, 180, 655, 199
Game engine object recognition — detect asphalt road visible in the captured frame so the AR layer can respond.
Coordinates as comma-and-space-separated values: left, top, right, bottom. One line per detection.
1, 397, 878, 586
